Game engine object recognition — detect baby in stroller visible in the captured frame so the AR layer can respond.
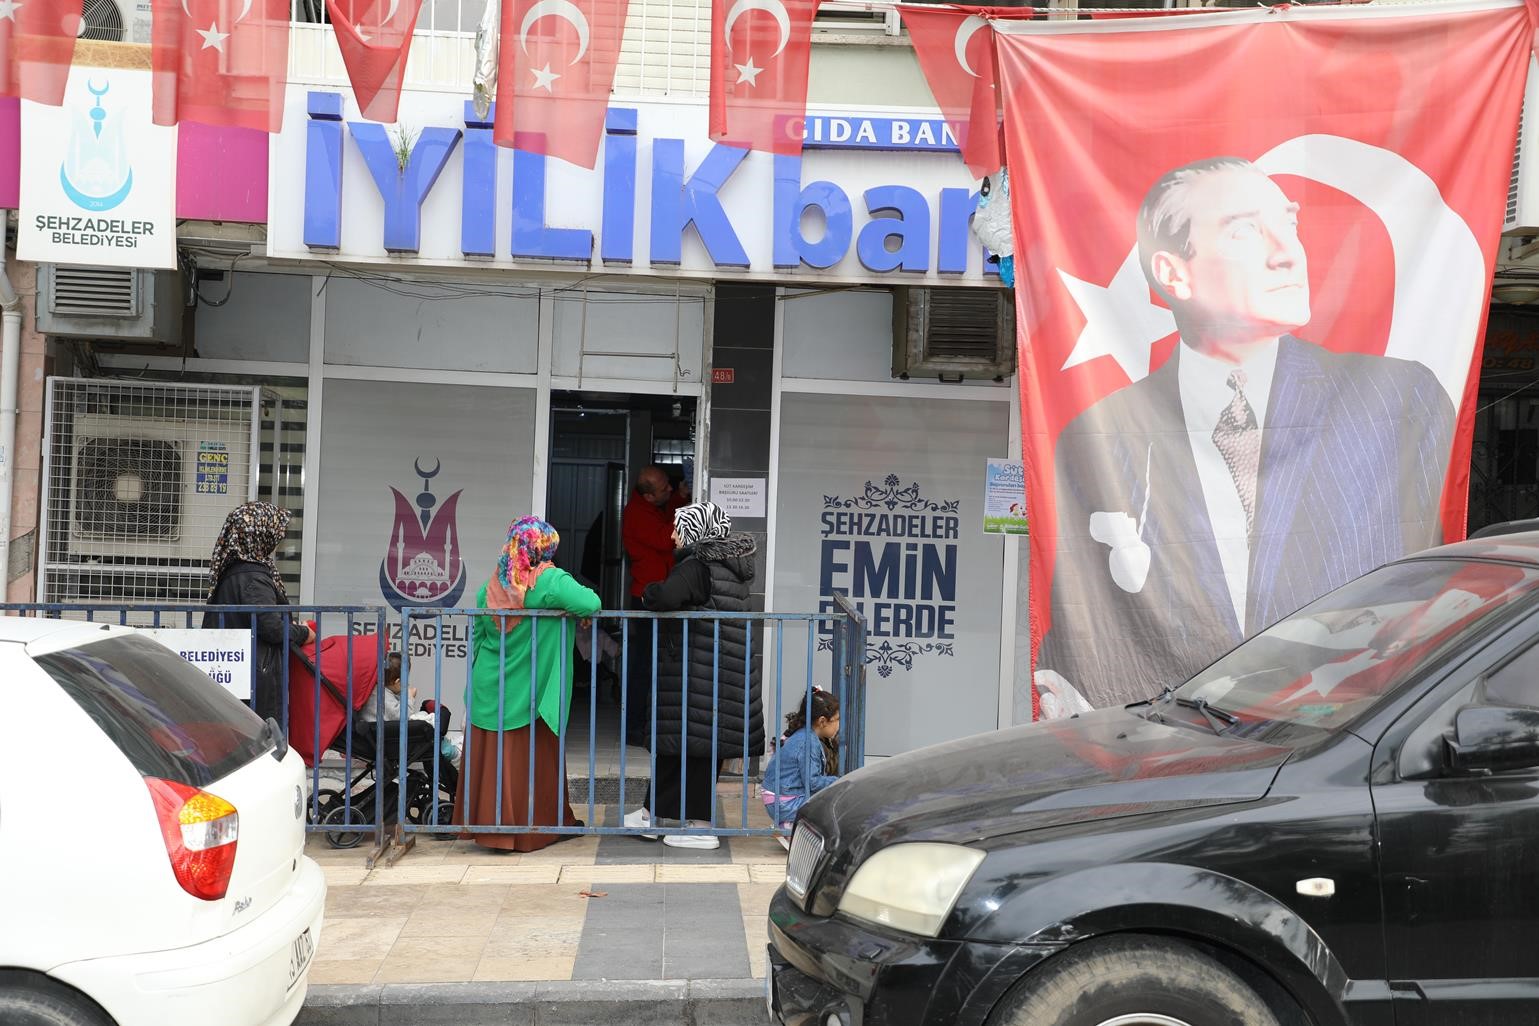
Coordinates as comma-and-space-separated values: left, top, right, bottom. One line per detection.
287, 630, 459, 846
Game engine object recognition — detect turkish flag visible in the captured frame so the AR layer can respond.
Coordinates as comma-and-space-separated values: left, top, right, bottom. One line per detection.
994, 4, 1533, 715
0, 0, 82, 105
151, 0, 291, 133
494, 0, 630, 168
326, 0, 425, 124
708, 0, 818, 155
897, 5, 1028, 177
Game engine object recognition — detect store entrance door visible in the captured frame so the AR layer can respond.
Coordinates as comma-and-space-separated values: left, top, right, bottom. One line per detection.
545, 391, 698, 784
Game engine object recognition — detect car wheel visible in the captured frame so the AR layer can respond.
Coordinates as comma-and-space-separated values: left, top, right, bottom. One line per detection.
989, 935, 1282, 1026
0, 972, 114, 1026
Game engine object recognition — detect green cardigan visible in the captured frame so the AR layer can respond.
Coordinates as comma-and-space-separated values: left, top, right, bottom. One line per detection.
467, 569, 602, 733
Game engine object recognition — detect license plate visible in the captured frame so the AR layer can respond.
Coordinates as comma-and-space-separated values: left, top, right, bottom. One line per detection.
765, 969, 776, 1021
287, 927, 314, 991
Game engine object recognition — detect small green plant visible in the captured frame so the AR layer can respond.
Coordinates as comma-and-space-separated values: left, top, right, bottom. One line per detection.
390, 125, 419, 172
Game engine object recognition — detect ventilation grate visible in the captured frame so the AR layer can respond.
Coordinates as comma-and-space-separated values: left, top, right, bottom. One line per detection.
925, 288, 1004, 360
73, 437, 184, 541
48, 266, 139, 318
80, 0, 126, 41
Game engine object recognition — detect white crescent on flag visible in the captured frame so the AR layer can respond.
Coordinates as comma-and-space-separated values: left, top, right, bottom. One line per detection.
723, 0, 791, 57
954, 15, 986, 78
520, 0, 591, 62
180, 0, 252, 22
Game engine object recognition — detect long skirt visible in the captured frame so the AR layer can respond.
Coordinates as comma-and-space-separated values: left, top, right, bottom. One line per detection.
456, 722, 580, 852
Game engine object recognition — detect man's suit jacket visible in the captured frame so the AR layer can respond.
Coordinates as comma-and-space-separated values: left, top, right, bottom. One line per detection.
1037, 335, 1455, 709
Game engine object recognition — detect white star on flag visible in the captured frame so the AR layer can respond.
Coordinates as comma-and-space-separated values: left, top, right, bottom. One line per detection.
1057, 247, 1178, 383
0, 0, 22, 22
197, 21, 230, 51
734, 57, 763, 86
531, 63, 560, 91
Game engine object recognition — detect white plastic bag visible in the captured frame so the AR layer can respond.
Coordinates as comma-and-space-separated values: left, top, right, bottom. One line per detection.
971, 168, 1014, 259
472, 0, 500, 120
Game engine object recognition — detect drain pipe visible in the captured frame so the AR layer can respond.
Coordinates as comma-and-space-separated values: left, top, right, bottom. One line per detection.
0, 249, 21, 596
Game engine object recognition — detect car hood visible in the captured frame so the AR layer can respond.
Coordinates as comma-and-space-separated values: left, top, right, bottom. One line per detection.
812, 707, 1292, 852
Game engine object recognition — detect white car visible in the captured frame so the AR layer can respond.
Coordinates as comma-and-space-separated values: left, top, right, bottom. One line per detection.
0, 617, 326, 1026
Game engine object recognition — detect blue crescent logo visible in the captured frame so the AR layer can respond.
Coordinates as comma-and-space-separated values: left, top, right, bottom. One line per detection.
59, 166, 133, 212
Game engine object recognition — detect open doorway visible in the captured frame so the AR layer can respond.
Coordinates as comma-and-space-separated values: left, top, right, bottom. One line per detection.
545, 391, 698, 795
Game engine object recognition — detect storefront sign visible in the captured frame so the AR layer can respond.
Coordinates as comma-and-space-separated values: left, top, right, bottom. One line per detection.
19, 68, 176, 269
197, 441, 231, 495
270, 89, 994, 285
712, 368, 736, 384
143, 629, 251, 701
818, 474, 961, 671
982, 458, 1027, 535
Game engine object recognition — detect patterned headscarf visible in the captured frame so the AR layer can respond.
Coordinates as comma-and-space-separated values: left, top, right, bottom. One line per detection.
485, 516, 560, 631
208, 501, 291, 600
674, 501, 731, 548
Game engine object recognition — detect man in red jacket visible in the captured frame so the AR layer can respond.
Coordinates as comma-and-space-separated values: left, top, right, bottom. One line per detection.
623, 465, 679, 605
622, 465, 680, 747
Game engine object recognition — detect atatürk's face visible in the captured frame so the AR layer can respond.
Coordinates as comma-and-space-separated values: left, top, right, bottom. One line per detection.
1159, 169, 1311, 340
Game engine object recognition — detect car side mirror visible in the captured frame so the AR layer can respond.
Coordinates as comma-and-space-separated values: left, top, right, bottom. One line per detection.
1443, 704, 1539, 774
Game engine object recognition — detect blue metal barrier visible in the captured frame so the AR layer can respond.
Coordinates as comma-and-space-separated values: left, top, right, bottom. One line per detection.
0, 598, 867, 861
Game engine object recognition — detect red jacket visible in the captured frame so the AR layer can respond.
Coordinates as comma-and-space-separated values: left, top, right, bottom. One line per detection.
622, 490, 677, 597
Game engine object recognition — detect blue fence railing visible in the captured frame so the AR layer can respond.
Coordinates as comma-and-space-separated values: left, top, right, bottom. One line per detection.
1, 597, 866, 863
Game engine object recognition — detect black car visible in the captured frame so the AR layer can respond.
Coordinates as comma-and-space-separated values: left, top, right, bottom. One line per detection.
768, 534, 1539, 1026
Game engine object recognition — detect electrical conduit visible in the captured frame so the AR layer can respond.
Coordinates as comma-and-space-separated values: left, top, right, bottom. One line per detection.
0, 250, 21, 593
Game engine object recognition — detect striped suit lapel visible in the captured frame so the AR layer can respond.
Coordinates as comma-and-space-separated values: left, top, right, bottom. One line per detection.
1247, 336, 1331, 634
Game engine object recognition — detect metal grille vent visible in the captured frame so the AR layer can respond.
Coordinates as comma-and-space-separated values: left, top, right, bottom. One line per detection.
73, 437, 184, 541
48, 266, 140, 318
925, 289, 1005, 360
1511, 99, 1526, 226
80, 0, 126, 41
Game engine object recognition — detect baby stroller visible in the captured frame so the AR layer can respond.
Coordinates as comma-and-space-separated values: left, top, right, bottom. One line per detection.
287, 635, 458, 849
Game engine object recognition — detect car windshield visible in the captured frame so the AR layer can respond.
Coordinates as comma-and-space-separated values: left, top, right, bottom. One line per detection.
36, 634, 271, 788
1174, 558, 1539, 745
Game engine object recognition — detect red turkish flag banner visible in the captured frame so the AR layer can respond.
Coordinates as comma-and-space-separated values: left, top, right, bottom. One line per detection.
151, 0, 290, 133
0, 0, 82, 105
326, 0, 425, 124
493, 0, 630, 168
896, 5, 1023, 177
995, 1, 1533, 717
708, 0, 818, 155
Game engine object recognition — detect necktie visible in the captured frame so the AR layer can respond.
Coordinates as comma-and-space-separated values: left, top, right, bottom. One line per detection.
1212, 369, 1260, 534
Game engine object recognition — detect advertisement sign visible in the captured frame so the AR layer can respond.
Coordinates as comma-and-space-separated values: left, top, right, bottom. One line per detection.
774, 393, 1006, 755
143, 629, 251, 701
19, 68, 176, 269
995, 2, 1530, 713
983, 458, 1027, 536
269, 89, 996, 286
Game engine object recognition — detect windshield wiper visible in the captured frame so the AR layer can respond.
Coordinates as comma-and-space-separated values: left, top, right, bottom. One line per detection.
1172, 696, 1238, 735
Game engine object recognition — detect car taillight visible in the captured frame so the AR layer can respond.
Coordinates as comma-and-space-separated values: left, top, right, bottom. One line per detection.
144, 777, 239, 901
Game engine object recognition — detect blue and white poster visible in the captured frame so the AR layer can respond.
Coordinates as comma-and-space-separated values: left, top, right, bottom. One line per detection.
19, 67, 177, 269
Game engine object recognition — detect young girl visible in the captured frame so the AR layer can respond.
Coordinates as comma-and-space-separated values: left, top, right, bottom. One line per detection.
761, 689, 841, 846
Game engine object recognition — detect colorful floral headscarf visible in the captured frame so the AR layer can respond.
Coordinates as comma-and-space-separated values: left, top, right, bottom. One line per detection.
485, 516, 560, 631
673, 501, 731, 548
208, 501, 291, 600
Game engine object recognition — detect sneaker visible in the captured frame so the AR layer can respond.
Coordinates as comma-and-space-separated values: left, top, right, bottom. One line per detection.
624, 807, 659, 842
663, 820, 721, 850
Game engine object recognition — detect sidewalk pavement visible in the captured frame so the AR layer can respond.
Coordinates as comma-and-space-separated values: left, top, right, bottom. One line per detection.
297, 784, 786, 1025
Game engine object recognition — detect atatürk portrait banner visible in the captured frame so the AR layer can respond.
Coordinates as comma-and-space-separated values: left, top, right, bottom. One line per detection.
993, 1, 1535, 715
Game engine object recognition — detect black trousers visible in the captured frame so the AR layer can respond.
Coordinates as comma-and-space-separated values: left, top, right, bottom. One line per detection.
624, 596, 655, 748
651, 753, 719, 823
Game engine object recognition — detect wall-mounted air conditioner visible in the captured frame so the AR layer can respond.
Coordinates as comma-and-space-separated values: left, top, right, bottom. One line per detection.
37, 265, 185, 347
892, 286, 1016, 381
65, 413, 253, 563
79, 0, 153, 43
1506, 54, 1539, 233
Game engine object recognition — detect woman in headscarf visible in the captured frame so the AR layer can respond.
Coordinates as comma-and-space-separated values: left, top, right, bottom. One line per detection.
625, 501, 763, 850
203, 501, 312, 722
459, 516, 601, 852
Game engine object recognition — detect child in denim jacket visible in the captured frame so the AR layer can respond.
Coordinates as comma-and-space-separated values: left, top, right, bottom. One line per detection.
761, 689, 841, 841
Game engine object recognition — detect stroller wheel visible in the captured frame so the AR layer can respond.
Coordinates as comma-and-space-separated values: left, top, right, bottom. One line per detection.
320, 802, 370, 849
308, 788, 343, 824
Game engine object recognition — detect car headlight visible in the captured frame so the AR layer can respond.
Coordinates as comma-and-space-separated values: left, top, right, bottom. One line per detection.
836, 842, 985, 938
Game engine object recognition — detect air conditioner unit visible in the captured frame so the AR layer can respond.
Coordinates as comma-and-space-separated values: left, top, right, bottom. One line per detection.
80, 0, 153, 42
65, 413, 253, 563
892, 286, 1016, 381
36, 265, 185, 346
1506, 54, 1539, 233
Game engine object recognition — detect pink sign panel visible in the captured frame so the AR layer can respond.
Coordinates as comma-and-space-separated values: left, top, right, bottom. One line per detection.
0, 100, 17, 210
